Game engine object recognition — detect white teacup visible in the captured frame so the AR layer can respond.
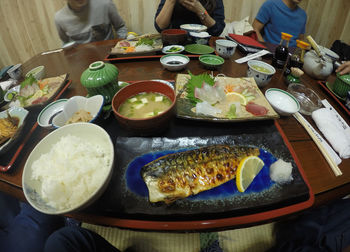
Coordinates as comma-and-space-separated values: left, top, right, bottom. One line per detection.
215, 39, 237, 59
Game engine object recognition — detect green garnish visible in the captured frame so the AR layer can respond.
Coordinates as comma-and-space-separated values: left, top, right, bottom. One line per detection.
185, 71, 215, 104
20, 75, 36, 89
227, 104, 237, 119
136, 37, 154, 47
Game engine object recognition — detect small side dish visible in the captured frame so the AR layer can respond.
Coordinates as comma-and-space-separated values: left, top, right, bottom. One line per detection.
160, 54, 189, 71
162, 45, 185, 54
52, 95, 104, 128
0, 107, 29, 154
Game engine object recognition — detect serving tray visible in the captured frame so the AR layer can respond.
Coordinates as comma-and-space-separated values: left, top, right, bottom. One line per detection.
82, 114, 314, 231
0, 80, 71, 172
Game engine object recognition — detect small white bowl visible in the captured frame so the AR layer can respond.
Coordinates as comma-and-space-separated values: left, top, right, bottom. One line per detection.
37, 99, 68, 129
25, 65, 45, 80
160, 54, 189, 71
52, 95, 104, 128
180, 24, 207, 33
7, 64, 22, 80
22, 123, 114, 214
162, 45, 185, 54
189, 32, 211, 45
265, 88, 300, 116
215, 39, 237, 59
247, 60, 276, 88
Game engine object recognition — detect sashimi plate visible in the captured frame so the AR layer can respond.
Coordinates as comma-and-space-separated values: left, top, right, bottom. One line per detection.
175, 73, 279, 122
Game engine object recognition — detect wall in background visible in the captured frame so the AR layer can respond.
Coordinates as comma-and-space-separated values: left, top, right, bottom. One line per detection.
0, 0, 349, 67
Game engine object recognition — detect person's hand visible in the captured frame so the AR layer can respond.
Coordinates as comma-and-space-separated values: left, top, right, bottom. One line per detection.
336, 61, 350, 75
178, 0, 205, 14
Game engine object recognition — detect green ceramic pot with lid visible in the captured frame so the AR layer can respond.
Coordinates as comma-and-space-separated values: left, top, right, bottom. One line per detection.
333, 73, 350, 98
80, 61, 119, 104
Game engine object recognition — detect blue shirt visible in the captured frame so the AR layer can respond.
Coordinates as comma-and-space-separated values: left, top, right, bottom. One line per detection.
256, 0, 307, 47
154, 0, 225, 36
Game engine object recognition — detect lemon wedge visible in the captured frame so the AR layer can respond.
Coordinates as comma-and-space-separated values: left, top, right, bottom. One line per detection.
236, 156, 264, 192
226, 92, 247, 105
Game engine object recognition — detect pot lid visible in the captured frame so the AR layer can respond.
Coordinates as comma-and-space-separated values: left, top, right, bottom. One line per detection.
337, 73, 350, 85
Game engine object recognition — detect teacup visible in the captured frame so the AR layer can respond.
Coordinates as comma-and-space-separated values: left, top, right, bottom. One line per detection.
215, 39, 237, 59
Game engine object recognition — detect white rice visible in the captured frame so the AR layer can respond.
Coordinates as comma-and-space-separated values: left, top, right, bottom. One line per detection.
269, 159, 293, 184
31, 135, 112, 210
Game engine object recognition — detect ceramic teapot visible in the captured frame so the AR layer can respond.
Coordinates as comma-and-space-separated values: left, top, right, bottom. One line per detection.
303, 50, 333, 80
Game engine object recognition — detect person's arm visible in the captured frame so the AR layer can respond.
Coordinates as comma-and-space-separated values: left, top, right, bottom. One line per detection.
252, 18, 265, 42
179, 0, 215, 28
336, 61, 350, 75
155, 0, 177, 31
108, 0, 128, 39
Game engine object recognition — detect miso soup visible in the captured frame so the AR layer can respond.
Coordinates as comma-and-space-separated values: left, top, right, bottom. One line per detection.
118, 92, 172, 119
251, 65, 272, 74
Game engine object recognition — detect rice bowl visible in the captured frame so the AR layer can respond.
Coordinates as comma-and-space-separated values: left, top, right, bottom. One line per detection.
22, 123, 114, 214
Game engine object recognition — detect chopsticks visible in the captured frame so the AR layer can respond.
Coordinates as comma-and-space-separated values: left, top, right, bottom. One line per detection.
293, 112, 342, 177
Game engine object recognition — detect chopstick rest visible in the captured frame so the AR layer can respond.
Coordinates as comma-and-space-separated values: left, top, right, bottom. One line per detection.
312, 108, 350, 159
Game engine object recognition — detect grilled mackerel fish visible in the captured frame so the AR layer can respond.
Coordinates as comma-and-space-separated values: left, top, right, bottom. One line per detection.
0, 114, 18, 145
141, 145, 260, 204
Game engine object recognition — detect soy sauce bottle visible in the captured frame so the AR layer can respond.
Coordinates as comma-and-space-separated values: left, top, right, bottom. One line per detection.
272, 32, 293, 69
285, 40, 310, 75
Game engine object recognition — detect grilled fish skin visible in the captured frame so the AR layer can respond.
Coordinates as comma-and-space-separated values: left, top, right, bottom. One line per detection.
0, 116, 18, 145
141, 145, 260, 204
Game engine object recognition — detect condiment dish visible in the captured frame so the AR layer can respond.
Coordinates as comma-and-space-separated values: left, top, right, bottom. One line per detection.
247, 60, 276, 88
22, 123, 114, 215
199, 54, 224, 70
287, 83, 322, 115
162, 45, 185, 54
265, 88, 300, 116
37, 99, 68, 129
4, 85, 20, 102
160, 54, 189, 71
52, 95, 104, 128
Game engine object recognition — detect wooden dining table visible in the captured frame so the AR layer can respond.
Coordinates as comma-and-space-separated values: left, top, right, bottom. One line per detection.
1, 38, 349, 231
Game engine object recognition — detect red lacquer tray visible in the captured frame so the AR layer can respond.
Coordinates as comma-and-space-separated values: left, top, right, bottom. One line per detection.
0, 80, 72, 172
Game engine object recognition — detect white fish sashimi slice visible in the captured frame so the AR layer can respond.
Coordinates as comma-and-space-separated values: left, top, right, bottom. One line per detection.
196, 101, 222, 116
194, 82, 226, 104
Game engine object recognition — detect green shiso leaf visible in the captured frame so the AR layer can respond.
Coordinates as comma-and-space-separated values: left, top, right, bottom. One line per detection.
185, 71, 215, 104
20, 75, 36, 89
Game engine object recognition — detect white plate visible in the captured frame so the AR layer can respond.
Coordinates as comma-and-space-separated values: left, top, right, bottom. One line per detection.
162, 45, 185, 54
37, 99, 68, 129
180, 24, 207, 33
